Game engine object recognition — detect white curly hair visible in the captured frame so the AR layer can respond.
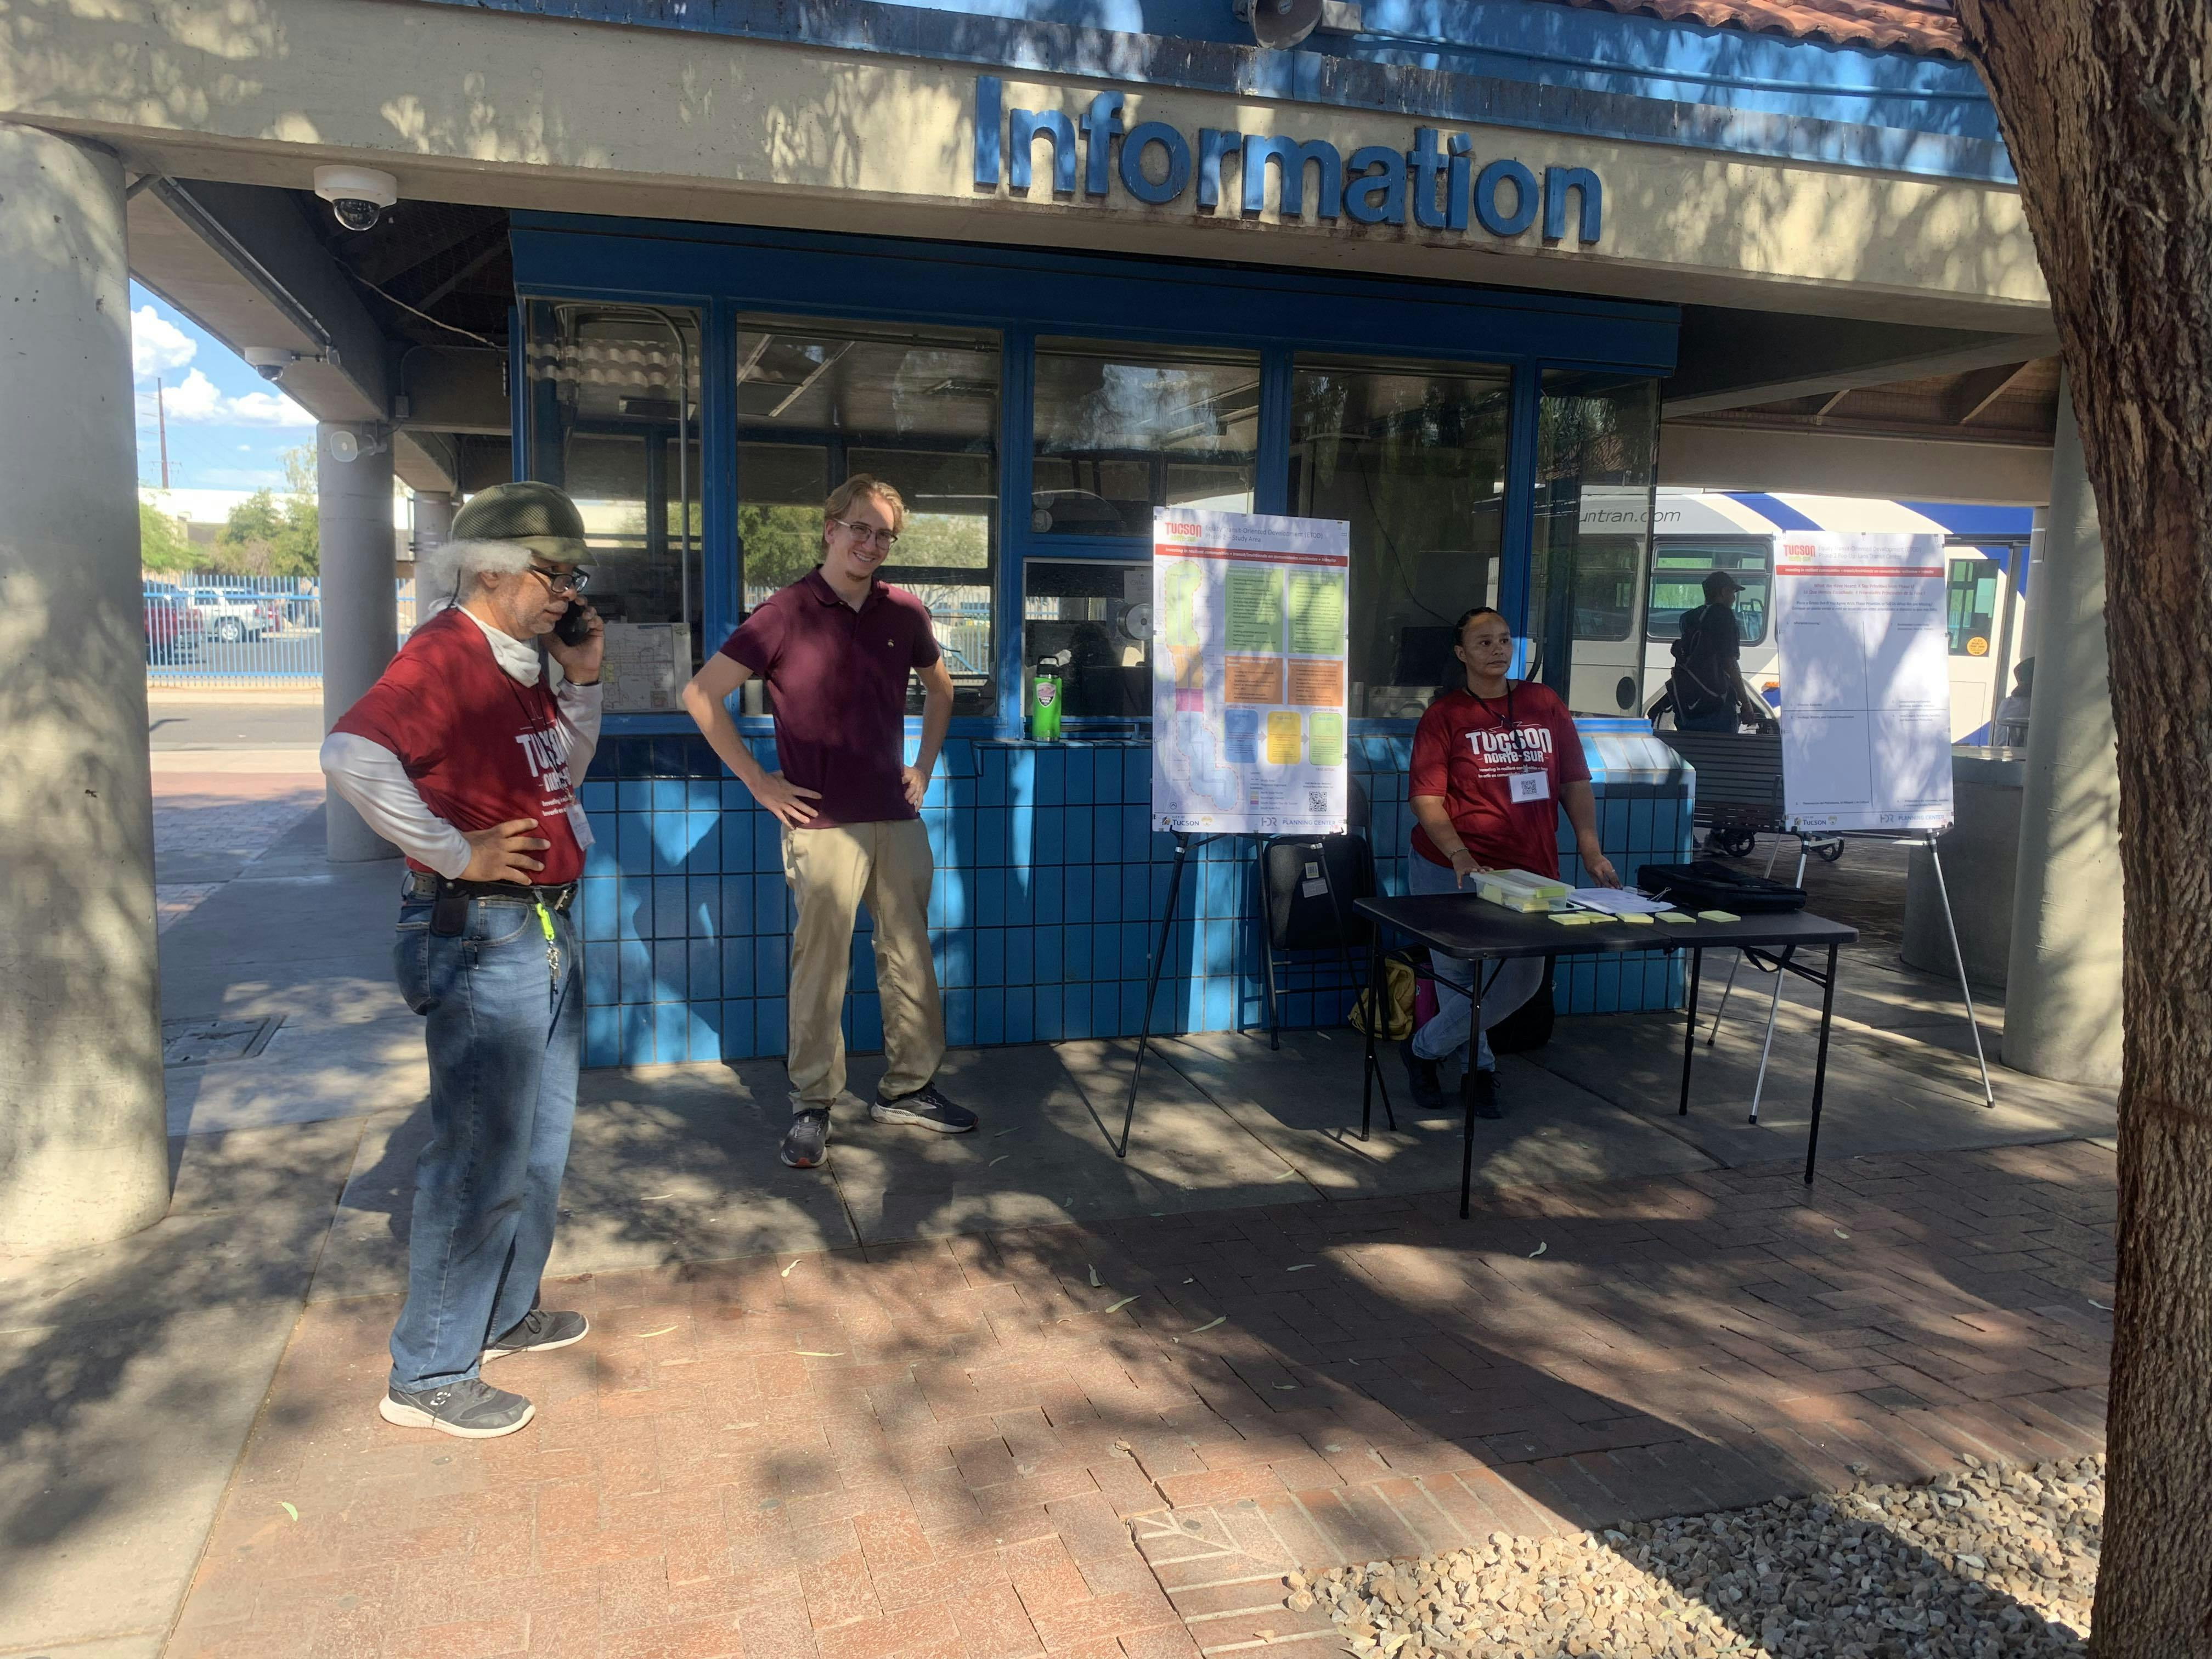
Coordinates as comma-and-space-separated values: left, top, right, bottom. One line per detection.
416, 538, 538, 613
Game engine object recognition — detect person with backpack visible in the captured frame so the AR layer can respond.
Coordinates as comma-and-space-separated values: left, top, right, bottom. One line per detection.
1666, 572, 1776, 733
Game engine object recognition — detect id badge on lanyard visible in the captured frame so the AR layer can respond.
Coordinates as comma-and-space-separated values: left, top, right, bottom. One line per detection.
1509, 769, 1550, 804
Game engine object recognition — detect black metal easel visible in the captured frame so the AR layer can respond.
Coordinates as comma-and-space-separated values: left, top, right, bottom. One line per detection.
1117, 830, 1221, 1158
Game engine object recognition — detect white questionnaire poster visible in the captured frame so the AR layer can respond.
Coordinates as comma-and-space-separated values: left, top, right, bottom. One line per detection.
1152, 507, 1351, 836
1774, 533, 1953, 832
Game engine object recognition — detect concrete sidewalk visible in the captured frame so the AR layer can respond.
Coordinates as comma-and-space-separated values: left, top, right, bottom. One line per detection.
0, 804, 2118, 1659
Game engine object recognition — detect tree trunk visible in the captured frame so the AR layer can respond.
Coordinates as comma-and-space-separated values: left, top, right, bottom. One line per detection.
1950, 4, 2212, 1654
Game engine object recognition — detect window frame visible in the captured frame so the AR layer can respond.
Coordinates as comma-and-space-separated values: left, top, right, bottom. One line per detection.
1944, 555, 2000, 657
510, 216, 1678, 736
1644, 535, 1776, 650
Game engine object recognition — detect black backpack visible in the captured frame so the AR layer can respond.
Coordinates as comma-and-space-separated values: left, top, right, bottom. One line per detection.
1669, 605, 1735, 717
1637, 859, 1807, 914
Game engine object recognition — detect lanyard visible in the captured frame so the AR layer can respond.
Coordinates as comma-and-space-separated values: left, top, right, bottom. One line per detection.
1470, 684, 1539, 767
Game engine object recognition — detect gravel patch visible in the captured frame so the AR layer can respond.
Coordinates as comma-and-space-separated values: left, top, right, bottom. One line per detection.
1293, 1453, 2101, 1659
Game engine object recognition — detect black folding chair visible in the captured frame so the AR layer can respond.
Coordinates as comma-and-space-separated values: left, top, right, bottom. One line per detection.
1253, 833, 1376, 1049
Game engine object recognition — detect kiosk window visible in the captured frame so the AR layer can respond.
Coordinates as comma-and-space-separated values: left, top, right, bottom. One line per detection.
1288, 354, 1510, 720
1022, 558, 1153, 720
522, 302, 703, 680
731, 315, 1000, 715
1032, 340, 1259, 537
1526, 370, 1661, 713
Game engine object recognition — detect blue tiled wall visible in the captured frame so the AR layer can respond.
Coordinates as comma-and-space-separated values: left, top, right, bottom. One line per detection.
576, 726, 1695, 1068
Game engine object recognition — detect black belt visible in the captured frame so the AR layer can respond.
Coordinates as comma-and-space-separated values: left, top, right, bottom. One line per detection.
404, 871, 577, 912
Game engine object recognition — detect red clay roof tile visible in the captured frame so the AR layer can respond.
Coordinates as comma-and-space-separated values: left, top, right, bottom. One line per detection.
1531, 0, 1966, 60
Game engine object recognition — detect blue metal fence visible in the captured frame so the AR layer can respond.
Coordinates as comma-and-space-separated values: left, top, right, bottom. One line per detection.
143, 572, 418, 691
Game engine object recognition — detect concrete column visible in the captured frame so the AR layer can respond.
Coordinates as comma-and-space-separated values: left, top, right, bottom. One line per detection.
0, 125, 171, 1248
2002, 381, 2123, 1084
412, 489, 456, 563
319, 425, 399, 863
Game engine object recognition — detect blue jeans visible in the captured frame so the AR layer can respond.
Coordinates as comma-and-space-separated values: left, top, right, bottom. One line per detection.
1407, 849, 1545, 1071
389, 889, 581, 1392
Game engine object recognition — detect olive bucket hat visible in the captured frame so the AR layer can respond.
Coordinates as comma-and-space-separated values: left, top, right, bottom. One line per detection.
450, 481, 588, 562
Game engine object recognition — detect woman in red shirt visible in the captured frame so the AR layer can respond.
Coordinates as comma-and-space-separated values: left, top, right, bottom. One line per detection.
1404, 607, 1618, 1117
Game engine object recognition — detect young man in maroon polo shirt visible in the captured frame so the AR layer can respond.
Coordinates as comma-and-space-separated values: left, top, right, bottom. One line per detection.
682, 476, 977, 1167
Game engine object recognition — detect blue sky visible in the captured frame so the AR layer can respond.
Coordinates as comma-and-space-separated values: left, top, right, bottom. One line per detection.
130, 281, 317, 492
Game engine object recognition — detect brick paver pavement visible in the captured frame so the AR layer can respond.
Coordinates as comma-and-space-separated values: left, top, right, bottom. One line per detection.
167, 1141, 2113, 1658
152, 764, 322, 931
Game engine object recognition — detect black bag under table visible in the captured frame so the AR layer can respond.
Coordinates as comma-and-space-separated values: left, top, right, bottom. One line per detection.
1354, 893, 1859, 1217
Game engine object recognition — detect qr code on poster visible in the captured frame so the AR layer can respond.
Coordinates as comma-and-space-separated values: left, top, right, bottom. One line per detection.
1307, 791, 1328, 812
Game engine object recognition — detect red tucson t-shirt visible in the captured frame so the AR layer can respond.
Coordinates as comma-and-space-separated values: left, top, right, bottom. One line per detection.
719, 568, 940, 829
1408, 682, 1590, 878
332, 607, 588, 884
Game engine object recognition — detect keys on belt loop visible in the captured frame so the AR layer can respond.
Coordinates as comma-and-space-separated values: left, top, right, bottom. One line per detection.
535, 898, 561, 990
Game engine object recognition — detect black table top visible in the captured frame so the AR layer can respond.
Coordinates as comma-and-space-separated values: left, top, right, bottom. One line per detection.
1354, 893, 1859, 961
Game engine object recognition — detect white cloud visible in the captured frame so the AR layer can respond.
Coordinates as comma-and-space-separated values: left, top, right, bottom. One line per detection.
132, 305, 196, 377
160, 368, 314, 428
225, 387, 317, 427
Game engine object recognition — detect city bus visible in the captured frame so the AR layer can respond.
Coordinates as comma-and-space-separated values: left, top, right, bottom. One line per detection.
1633, 490, 2033, 742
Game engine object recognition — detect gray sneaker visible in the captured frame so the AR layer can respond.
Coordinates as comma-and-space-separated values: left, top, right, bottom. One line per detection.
484, 1308, 589, 1362
872, 1083, 978, 1133
781, 1107, 831, 1168
379, 1377, 535, 1439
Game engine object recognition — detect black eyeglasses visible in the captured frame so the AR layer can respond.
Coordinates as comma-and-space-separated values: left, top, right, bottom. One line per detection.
527, 564, 591, 595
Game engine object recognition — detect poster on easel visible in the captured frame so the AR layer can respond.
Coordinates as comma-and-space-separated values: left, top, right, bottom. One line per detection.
1150, 507, 1351, 836
1774, 532, 1953, 832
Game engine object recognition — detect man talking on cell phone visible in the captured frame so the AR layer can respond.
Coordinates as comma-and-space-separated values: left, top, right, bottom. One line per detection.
320, 481, 605, 1440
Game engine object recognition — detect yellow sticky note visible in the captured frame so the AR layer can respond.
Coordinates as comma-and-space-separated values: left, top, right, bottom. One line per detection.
1697, 909, 1741, 923
1550, 912, 1598, 926
1617, 912, 1654, 926
1655, 911, 1696, 924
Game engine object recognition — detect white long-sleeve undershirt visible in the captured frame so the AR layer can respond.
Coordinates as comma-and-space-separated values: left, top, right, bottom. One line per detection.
320, 610, 602, 877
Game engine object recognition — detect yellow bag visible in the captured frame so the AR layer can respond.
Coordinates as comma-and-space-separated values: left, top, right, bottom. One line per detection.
1350, 957, 1415, 1041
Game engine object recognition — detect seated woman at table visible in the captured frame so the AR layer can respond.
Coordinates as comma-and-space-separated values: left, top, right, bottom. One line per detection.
1404, 606, 1620, 1118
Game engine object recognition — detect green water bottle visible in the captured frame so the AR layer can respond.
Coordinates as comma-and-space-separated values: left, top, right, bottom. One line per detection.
1030, 656, 1063, 741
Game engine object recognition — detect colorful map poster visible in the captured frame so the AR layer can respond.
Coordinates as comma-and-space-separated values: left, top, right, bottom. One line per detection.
1151, 507, 1351, 835
1774, 532, 1954, 832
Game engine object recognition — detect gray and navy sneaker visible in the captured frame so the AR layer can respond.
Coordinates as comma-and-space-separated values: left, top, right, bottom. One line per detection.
378, 1376, 535, 1439
872, 1083, 978, 1134
781, 1107, 832, 1168
483, 1308, 589, 1362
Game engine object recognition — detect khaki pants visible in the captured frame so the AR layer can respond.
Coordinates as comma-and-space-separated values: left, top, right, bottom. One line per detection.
781, 817, 944, 1111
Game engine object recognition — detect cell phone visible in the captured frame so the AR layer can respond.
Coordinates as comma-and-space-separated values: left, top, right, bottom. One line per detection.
554, 602, 593, 647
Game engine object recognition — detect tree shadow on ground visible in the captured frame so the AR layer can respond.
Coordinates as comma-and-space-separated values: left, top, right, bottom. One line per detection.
162, 1080, 2115, 1657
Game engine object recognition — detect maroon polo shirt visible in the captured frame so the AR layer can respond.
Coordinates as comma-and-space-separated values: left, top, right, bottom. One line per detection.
720, 567, 940, 827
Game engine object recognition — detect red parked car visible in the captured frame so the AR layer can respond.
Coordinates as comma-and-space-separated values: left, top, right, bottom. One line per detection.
144, 590, 202, 663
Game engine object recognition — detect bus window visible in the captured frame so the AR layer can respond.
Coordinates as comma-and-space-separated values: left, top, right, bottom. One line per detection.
1946, 557, 2000, 656
1646, 537, 1771, 646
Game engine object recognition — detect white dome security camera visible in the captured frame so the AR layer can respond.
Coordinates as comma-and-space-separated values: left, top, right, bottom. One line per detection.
313, 165, 399, 233
242, 346, 298, 383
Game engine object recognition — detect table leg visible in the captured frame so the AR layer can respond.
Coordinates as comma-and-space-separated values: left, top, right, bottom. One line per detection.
1360, 926, 1384, 1141
1460, 980, 1486, 1220
1803, 942, 1840, 1185
1678, 947, 1703, 1118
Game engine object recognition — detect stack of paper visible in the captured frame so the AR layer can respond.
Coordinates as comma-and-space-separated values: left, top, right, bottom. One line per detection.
1567, 888, 1671, 916
1474, 869, 1572, 913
